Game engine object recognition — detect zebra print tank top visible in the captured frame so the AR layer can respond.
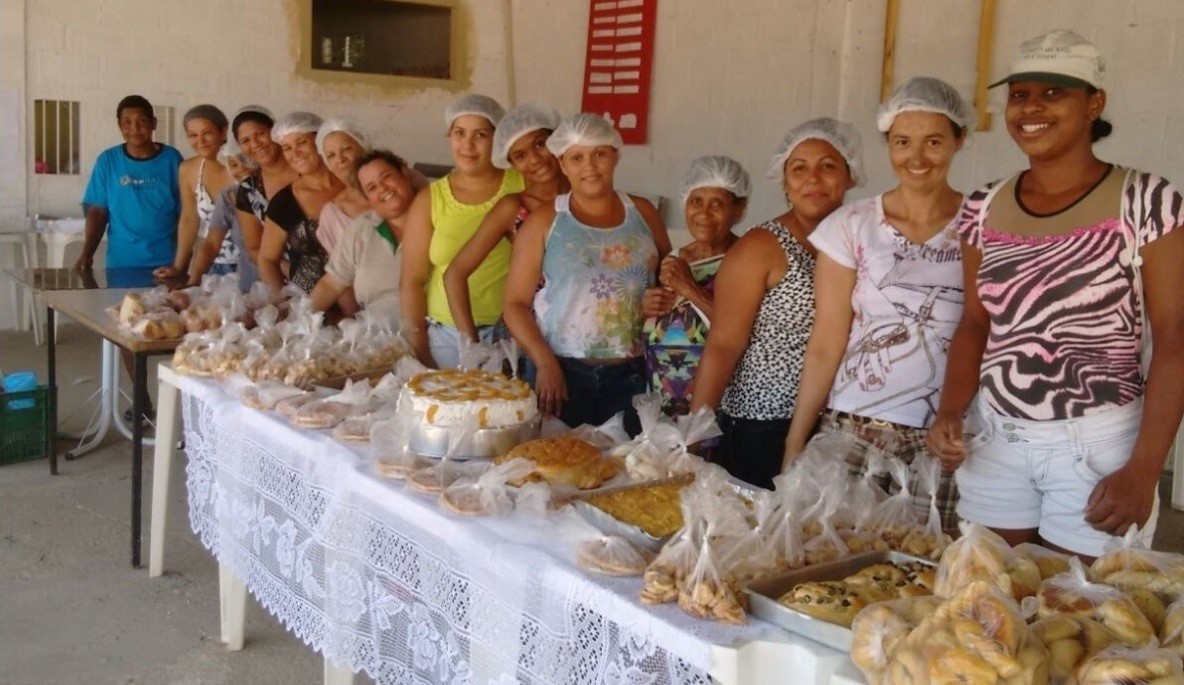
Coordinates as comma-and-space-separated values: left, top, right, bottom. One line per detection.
959, 168, 1183, 420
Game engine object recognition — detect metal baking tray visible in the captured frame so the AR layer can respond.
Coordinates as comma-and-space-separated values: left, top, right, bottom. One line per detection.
408, 417, 541, 460
569, 474, 695, 551
744, 550, 936, 652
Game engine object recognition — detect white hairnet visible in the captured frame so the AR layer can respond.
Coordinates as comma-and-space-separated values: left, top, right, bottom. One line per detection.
491, 103, 562, 169
444, 94, 505, 129
315, 118, 372, 156
877, 76, 974, 133
216, 139, 253, 168
271, 111, 324, 143
680, 156, 752, 205
546, 113, 623, 157
767, 117, 864, 187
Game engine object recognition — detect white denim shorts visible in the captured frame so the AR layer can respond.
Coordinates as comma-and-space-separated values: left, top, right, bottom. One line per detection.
955, 396, 1158, 557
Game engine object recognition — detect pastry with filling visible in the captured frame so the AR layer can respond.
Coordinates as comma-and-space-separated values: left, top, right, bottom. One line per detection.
582, 481, 686, 537
403, 369, 537, 428
495, 436, 620, 490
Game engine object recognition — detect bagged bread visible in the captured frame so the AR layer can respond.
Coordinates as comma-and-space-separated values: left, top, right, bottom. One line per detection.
1074, 644, 1184, 685
1034, 558, 1156, 646
936, 522, 1041, 601
240, 381, 308, 410
576, 536, 654, 577
851, 595, 944, 684
1030, 614, 1116, 684
1091, 526, 1184, 602
438, 457, 535, 517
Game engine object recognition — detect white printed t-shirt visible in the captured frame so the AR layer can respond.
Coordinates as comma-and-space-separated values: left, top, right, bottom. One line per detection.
809, 195, 964, 428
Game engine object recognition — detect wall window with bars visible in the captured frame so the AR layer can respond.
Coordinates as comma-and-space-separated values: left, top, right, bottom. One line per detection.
33, 99, 80, 175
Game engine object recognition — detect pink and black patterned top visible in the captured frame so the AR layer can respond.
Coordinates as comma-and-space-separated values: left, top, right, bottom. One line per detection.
958, 167, 1182, 420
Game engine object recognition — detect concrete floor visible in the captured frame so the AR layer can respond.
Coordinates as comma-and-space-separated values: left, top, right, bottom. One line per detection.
1, 324, 1182, 685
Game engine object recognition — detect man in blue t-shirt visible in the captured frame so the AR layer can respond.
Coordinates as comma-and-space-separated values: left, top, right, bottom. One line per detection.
77, 94, 183, 272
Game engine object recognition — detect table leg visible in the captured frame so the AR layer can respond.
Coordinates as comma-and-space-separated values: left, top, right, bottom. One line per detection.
323, 659, 356, 685
148, 376, 180, 577
219, 563, 247, 651
47, 305, 58, 475
131, 352, 147, 568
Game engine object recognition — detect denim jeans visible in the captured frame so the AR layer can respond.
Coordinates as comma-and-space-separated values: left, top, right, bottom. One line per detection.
714, 412, 790, 490
524, 356, 645, 435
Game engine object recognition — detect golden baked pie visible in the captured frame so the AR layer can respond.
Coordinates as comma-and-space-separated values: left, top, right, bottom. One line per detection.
495, 436, 620, 490
582, 481, 686, 538
403, 369, 537, 428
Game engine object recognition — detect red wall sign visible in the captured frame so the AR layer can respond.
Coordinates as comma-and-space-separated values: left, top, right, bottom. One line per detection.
579, 0, 658, 145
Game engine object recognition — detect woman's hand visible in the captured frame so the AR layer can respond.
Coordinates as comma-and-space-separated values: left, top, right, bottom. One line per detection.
659, 255, 698, 300
1085, 461, 1159, 536
153, 265, 184, 279
641, 287, 676, 317
534, 357, 568, 418
925, 412, 966, 472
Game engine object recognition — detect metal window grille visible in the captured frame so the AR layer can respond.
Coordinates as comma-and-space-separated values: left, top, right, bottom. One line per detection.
33, 99, 80, 175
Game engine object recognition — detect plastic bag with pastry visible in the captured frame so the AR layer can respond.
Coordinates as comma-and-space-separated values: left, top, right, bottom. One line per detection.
439, 456, 535, 516
1014, 543, 1072, 582
935, 522, 1015, 599
609, 393, 679, 478
1035, 557, 1156, 646
1092, 526, 1184, 602
1161, 596, 1184, 657
1074, 644, 1184, 685
899, 455, 954, 561
640, 524, 700, 604
576, 535, 654, 576
291, 379, 373, 429
717, 492, 780, 586
1031, 614, 1116, 684
566, 411, 632, 452
240, 380, 309, 410
864, 456, 922, 547
851, 595, 943, 684
677, 530, 748, 624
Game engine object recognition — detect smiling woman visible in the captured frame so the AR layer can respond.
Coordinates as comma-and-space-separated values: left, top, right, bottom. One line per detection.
928, 30, 1184, 560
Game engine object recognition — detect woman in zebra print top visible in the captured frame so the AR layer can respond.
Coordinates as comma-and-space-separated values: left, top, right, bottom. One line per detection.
927, 30, 1184, 559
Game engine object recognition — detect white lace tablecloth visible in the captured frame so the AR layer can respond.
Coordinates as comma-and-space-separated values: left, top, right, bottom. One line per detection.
177, 375, 854, 685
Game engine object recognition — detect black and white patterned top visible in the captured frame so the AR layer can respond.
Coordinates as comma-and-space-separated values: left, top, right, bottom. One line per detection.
720, 218, 815, 421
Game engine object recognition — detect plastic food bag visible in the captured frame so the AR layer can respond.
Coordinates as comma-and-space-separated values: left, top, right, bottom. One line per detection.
1161, 597, 1184, 657
439, 457, 535, 516
1030, 613, 1116, 684
291, 379, 372, 429
577, 535, 654, 576
1074, 644, 1184, 685
1091, 527, 1184, 602
850, 595, 943, 684
864, 457, 919, 544
678, 537, 747, 624
1014, 543, 1073, 581
275, 393, 320, 419
887, 580, 1050, 685
1033, 558, 1156, 646
515, 481, 552, 518
936, 522, 1040, 601
241, 381, 308, 410
897, 455, 953, 560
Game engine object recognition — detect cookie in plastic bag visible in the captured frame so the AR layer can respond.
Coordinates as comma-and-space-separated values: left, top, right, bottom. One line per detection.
577, 535, 654, 576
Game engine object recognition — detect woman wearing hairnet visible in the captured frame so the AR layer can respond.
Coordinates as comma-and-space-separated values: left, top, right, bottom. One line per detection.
928, 31, 1184, 558
400, 94, 525, 368
186, 140, 257, 289
443, 103, 569, 344
258, 111, 345, 293
783, 77, 969, 534
691, 118, 861, 490
642, 156, 750, 419
154, 104, 233, 280
503, 113, 670, 433
230, 106, 296, 274
315, 118, 430, 256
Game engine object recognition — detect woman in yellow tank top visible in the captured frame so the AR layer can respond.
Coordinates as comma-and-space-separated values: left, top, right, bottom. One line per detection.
401, 94, 525, 368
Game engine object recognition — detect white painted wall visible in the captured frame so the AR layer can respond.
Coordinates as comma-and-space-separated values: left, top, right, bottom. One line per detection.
2, 0, 1184, 329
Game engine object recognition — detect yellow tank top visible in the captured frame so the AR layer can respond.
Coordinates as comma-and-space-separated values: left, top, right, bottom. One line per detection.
426, 169, 525, 326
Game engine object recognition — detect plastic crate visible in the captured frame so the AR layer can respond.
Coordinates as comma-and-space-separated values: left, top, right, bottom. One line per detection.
1, 385, 50, 465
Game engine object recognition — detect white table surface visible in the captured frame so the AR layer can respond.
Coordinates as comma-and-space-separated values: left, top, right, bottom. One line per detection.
171, 373, 865, 685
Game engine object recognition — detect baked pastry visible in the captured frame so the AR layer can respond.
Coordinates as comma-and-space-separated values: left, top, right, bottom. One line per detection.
1075, 646, 1184, 685
1032, 614, 1116, 684
118, 293, 146, 324
495, 436, 620, 490
576, 537, 653, 576
403, 369, 537, 428
779, 581, 869, 628
581, 481, 686, 537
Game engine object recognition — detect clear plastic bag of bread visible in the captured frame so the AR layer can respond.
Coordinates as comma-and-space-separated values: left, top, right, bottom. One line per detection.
665, 406, 722, 476
887, 580, 1050, 685
677, 530, 748, 624
1032, 557, 1156, 646
1092, 526, 1184, 602
406, 421, 488, 495
936, 522, 1041, 601
1159, 596, 1184, 657
1030, 613, 1116, 685
863, 455, 921, 548
802, 497, 852, 566
240, 379, 310, 410
640, 523, 700, 604
563, 411, 631, 452
439, 456, 534, 516
851, 594, 944, 684
611, 392, 681, 479
207, 323, 252, 378
291, 378, 373, 429
1014, 543, 1073, 582
577, 535, 654, 577
898, 455, 955, 561
1073, 644, 1184, 685
717, 491, 779, 586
